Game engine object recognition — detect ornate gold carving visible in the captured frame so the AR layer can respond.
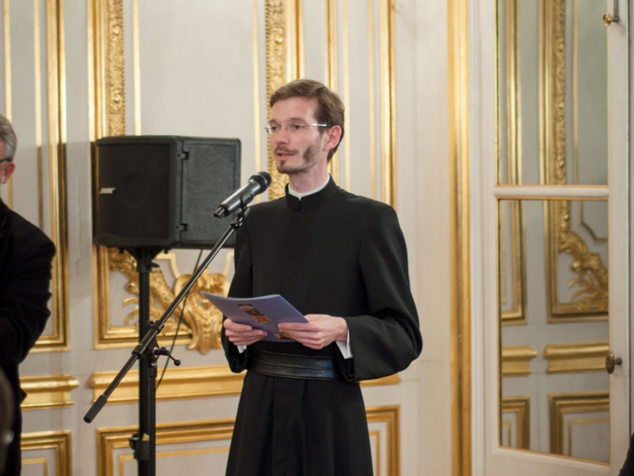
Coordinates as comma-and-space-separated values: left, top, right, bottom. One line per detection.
20, 375, 79, 410
108, 249, 228, 353
501, 345, 537, 376
544, 0, 608, 319
21, 430, 73, 475
543, 341, 608, 373
548, 391, 609, 456
265, 0, 296, 200
105, 0, 125, 136
501, 396, 530, 449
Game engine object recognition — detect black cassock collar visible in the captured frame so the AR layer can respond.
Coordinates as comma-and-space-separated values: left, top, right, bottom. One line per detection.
284, 177, 338, 212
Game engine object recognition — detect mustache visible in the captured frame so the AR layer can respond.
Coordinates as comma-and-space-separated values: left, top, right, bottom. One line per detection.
274, 147, 296, 155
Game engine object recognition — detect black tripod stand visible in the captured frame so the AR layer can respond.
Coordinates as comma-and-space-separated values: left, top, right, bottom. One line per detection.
84, 209, 248, 475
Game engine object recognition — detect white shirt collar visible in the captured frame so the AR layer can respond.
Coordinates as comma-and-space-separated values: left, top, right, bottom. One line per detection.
288, 175, 330, 200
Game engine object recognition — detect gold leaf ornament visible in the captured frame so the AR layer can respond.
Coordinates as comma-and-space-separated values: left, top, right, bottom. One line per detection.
109, 248, 228, 353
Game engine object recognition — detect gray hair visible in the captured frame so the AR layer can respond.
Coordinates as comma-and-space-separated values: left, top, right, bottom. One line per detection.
0, 114, 17, 161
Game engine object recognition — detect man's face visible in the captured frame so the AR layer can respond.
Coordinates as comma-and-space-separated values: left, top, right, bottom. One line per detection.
0, 141, 15, 185
268, 97, 329, 176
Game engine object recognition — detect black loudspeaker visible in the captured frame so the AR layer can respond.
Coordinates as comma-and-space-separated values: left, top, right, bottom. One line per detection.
94, 135, 241, 249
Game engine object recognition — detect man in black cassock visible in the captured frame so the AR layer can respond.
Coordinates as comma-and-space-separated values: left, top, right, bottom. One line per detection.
0, 114, 55, 476
222, 79, 422, 476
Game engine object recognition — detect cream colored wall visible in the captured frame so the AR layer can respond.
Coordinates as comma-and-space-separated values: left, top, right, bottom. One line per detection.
2, 1, 454, 475
393, 1, 453, 474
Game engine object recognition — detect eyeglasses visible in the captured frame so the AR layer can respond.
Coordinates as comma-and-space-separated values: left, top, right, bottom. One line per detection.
264, 123, 328, 136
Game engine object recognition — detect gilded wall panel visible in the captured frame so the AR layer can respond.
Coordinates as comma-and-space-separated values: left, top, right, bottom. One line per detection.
0, 0, 70, 352
97, 406, 400, 476
501, 396, 530, 449
548, 391, 609, 461
21, 430, 73, 476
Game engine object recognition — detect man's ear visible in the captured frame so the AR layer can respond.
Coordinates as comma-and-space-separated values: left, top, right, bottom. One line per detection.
2, 162, 15, 183
323, 125, 342, 154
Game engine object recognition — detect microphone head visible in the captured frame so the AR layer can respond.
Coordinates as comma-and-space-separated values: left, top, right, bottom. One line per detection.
252, 171, 272, 190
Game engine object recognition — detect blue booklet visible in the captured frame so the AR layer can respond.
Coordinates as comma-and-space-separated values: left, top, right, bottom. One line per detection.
202, 293, 307, 342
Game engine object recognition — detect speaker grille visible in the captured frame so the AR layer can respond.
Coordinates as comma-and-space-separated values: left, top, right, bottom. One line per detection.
94, 135, 241, 249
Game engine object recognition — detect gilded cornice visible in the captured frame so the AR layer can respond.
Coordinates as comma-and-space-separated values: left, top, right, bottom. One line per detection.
501, 345, 537, 376
543, 341, 608, 373
88, 364, 401, 404
21, 375, 80, 410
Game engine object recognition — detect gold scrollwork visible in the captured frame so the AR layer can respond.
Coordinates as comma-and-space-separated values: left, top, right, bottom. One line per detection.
544, 0, 608, 319
109, 248, 228, 354
265, 0, 298, 200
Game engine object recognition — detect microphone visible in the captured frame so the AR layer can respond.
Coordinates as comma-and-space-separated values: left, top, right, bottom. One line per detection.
214, 172, 271, 218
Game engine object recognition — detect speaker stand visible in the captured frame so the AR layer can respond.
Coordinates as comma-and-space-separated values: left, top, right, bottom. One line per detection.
128, 247, 162, 476
84, 209, 248, 476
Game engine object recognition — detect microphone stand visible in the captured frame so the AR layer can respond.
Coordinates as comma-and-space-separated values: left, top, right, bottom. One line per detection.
84, 208, 248, 476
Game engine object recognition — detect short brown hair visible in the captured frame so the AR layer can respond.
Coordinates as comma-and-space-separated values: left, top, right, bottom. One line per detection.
270, 79, 344, 160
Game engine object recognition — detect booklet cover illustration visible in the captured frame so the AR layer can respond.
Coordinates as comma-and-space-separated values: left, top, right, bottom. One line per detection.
202, 293, 307, 342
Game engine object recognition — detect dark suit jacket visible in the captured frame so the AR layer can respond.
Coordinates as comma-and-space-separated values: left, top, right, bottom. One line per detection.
0, 198, 55, 476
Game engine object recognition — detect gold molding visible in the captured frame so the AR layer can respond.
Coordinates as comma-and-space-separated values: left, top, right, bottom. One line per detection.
21, 430, 73, 475
448, 0, 471, 474
548, 391, 609, 457
91, 0, 123, 351
501, 396, 530, 449
366, 405, 400, 476
97, 419, 235, 476
93, 250, 228, 352
379, 0, 396, 206
497, 0, 527, 328
89, 0, 228, 353
542, 0, 608, 321
501, 345, 537, 376
88, 364, 401, 404
88, 365, 245, 404
543, 340, 608, 373
97, 404, 399, 476
25, 0, 71, 353
21, 374, 79, 410
498, 199, 526, 325
265, 0, 300, 200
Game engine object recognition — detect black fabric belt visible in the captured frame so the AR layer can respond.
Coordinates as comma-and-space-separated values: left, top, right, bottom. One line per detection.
247, 350, 344, 381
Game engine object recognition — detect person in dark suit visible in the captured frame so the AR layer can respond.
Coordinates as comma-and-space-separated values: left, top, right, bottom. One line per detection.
0, 114, 55, 476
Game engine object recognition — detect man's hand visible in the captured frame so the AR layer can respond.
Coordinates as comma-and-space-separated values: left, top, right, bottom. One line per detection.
223, 319, 267, 346
278, 314, 348, 350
